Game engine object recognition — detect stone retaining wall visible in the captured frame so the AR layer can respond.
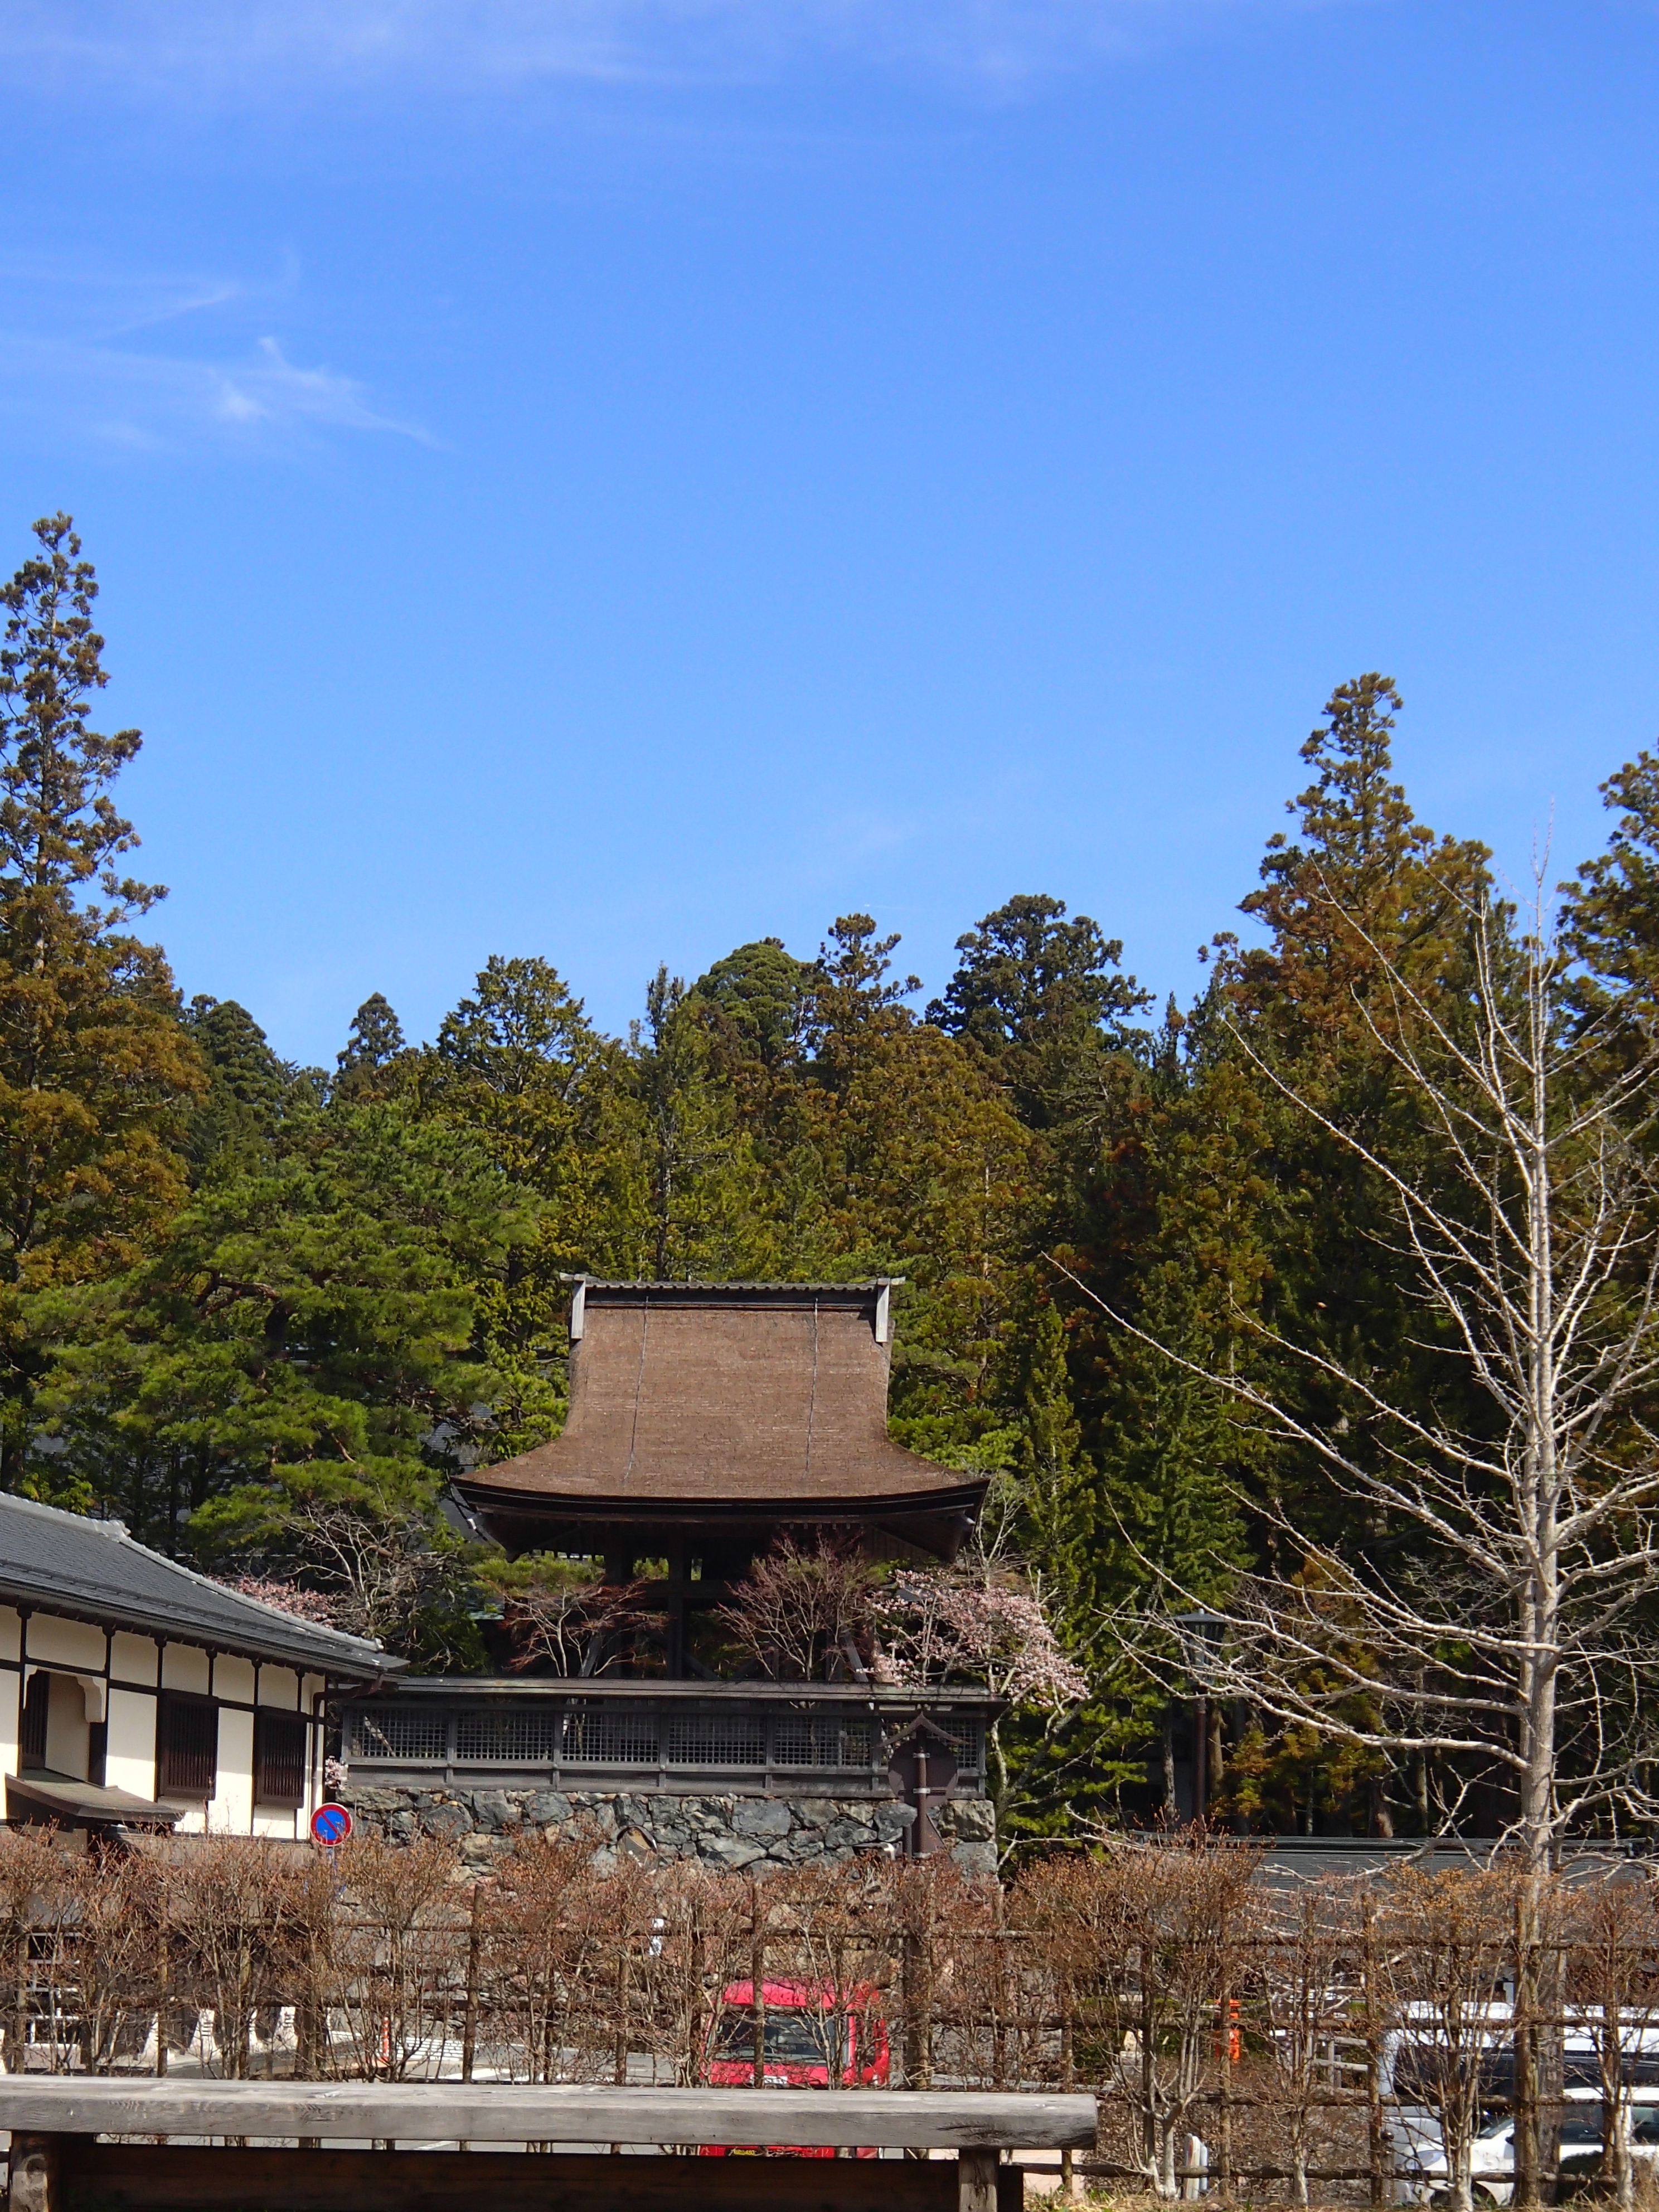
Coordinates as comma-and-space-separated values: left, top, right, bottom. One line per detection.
340, 1783, 998, 1879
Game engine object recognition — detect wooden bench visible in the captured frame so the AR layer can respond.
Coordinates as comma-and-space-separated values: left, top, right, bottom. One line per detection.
0, 2080, 1098, 2212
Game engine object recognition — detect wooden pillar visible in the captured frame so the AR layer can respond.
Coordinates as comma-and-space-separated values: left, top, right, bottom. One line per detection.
666, 1546, 687, 1679
1192, 1694, 1209, 1820
958, 2146, 999, 2212
9, 2133, 60, 2212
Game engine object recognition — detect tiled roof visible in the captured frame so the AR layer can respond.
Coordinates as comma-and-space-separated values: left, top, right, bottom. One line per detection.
0, 1493, 401, 1680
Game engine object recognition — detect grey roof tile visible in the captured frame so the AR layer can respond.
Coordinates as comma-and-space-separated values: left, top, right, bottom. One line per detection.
0, 1492, 402, 1680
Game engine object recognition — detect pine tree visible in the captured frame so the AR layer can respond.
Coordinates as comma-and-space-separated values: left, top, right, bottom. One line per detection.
1226, 675, 1496, 1550
803, 913, 921, 1086
1068, 676, 1500, 1831
782, 915, 1034, 1467
38, 1098, 527, 1657
0, 515, 202, 1487
1236, 672, 1490, 1048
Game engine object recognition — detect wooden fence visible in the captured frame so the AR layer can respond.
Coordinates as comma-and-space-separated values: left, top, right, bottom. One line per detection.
3, 1825, 1657, 2203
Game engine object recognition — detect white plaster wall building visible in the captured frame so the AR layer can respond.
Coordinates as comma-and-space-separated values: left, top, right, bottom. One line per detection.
0, 1493, 400, 1841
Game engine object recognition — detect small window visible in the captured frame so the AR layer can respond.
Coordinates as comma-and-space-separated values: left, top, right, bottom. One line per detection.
18, 1673, 48, 1769
158, 1694, 219, 1799
254, 1709, 307, 1808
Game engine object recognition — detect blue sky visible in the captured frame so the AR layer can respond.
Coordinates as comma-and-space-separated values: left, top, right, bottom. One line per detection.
3, 0, 1656, 1066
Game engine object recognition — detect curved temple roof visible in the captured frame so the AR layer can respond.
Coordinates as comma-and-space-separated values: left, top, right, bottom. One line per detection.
454, 1280, 985, 1561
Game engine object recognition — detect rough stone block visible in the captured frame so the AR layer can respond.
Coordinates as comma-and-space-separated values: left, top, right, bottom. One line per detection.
792, 1799, 837, 1828
697, 1832, 767, 1870
526, 1791, 572, 1826
472, 1790, 522, 1833
871, 1802, 917, 1844
939, 1798, 996, 1842
950, 1840, 1000, 1880
342, 1788, 404, 1813
732, 1798, 793, 1839
421, 1802, 473, 1841
824, 1817, 877, 1851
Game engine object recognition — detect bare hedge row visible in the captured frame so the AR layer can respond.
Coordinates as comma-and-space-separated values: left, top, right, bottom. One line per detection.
3, 1826, 1657, 2203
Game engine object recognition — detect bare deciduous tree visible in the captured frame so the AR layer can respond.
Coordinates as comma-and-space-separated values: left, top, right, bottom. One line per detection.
502, 1575, 666, 1678
1566, 1870, 1659, 2212
714, 1536, 880, 1681
1377, 1865, 1521, 2212
273, 1500, 474, 1653
1060, 875, 1659, 1874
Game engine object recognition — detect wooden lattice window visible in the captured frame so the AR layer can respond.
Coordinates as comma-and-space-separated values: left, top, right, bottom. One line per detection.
18, 1673, 47, 1770
158, 1694, 219, 1800
254, 1709, 307, 1807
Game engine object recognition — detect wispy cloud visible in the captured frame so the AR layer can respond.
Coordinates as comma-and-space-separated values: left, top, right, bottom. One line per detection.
0, 266, 429, 455
0, 0, 1327, 100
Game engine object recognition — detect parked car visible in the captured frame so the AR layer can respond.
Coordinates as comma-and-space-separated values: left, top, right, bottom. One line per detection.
1391, 2095, 1659, 2205
701, 1978, 890, 2157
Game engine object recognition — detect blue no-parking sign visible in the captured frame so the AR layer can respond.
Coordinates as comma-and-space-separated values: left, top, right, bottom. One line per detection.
311, 1802, 353, 1846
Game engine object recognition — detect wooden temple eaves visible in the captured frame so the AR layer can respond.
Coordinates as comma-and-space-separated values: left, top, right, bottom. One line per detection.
452, 1280, 986, 1564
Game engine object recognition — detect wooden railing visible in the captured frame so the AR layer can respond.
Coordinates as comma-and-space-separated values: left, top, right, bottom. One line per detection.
340, 1682, 993, 1800
0, 2079, 1097, 2212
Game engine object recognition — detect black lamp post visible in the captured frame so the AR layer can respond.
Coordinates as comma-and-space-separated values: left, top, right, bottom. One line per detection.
1170, 1608, 1226, 1822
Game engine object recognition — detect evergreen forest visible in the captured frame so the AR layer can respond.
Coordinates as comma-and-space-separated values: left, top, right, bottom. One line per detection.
8, 511, 1659, 1850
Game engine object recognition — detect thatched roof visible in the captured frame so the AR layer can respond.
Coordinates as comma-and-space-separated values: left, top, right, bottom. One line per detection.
453, 1282, 984, 1562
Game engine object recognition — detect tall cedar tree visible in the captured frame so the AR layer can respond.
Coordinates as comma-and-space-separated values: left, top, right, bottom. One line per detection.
426, 956, 631, 1455
0, 516, 201, 1487
184, 996, 311, 1181
1226, 675, 1494, 1547
788, 916, 1034, 1469
928, 893, 1150, 1142
333, 992, 411, 1103
619, 966, 781, 1282
1562, 750, 1659, 1032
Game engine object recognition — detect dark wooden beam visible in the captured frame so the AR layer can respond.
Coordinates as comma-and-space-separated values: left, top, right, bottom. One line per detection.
56, 2146, 1012, 2212
33, 2144, 1027, 2212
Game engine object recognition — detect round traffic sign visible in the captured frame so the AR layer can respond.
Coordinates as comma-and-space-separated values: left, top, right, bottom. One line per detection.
311, 1802, 353, 1846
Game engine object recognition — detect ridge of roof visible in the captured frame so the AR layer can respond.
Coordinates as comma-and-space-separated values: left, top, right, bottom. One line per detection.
0, 1492, 401, 1680
563, 1278, 904, 1293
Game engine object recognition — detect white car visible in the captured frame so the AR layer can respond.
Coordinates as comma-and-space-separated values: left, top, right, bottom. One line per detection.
1392, 2097, 1659, 2205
